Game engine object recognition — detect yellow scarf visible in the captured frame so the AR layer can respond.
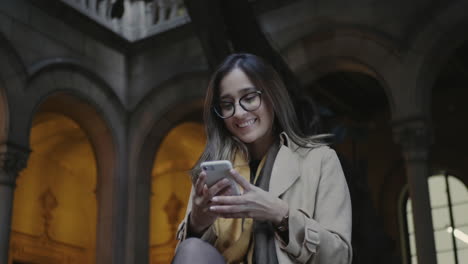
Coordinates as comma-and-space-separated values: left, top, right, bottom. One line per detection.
213, 153, 266, 264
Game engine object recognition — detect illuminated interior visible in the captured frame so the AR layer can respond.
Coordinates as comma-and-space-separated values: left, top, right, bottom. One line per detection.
149, 122, 206, 264
9, 112, 97, 264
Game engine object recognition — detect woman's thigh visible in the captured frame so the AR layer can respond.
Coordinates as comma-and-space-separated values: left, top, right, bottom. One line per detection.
172, 238, 226, 264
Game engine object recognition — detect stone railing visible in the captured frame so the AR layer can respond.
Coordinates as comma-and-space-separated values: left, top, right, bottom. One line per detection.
61, 0, 190, 41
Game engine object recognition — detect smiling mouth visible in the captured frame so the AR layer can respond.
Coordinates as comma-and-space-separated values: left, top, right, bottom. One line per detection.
237, 119, 257, 128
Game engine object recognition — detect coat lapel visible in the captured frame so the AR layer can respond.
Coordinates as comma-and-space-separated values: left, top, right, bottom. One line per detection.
269, 141, 300, 197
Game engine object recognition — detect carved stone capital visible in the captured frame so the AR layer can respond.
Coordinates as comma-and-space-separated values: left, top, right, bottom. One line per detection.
0, 143, 30, 187
392, 118, 432, 161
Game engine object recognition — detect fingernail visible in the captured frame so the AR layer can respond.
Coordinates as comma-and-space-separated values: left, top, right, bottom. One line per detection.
209, 206, 215, 211
211, 197, 218, 202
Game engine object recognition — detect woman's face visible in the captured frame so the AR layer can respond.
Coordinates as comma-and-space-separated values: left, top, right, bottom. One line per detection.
218, 68, 275, 148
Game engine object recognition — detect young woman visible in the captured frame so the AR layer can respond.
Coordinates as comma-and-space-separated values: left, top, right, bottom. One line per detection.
173, 53, 352, 264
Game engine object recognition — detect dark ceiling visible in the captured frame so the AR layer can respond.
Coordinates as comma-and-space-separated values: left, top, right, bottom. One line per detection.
309, 72, 389, 122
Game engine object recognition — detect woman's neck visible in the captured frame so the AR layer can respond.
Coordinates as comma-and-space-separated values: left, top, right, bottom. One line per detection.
247, 132, 275, 160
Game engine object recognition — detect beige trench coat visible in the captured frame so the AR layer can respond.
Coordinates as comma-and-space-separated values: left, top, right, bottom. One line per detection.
176, 133, 352, 264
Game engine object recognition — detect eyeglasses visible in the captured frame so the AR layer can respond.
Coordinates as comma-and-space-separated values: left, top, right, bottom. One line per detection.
213, 91, 263, 119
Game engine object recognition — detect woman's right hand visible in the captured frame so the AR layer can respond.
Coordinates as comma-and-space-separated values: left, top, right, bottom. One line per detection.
189, 171, 233, 235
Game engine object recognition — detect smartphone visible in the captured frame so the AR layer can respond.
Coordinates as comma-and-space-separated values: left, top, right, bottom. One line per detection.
200, 160, 240, 195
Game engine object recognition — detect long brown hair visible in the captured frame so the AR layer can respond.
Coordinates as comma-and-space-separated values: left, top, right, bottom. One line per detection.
191, 53, 325, 181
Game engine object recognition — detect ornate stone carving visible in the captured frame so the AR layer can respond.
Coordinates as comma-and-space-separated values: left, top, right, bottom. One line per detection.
164, 193, 183, 238
39, 188, 58, 240
10, 230, 86, 264
0, 143, 30, 187
392, 118, 432, 161
60, 0, 189, 41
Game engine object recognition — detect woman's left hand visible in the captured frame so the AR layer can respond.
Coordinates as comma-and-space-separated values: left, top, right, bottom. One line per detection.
209, 169, 289, 225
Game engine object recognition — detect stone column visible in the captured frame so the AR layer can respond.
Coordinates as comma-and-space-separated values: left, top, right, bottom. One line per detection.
0, 144, 29, 264
393, 119, 437, 264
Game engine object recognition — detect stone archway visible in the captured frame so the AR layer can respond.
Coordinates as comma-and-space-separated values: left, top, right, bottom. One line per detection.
407, 0, 468, 116
283, 35, 398, 216
10, 110, 98, 264
300, 66, 398, 262
127, 72, 208, 264
282, 28, 400, 117
428, 41, 468, 184
23, 66, 125, 264
0, 31, 28, 264
396, 4, 468, 263
0, 31, 27, 141
149, 121, 205, 264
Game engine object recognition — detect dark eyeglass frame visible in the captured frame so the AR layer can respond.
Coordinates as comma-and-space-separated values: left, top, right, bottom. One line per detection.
213, 91, 263, 119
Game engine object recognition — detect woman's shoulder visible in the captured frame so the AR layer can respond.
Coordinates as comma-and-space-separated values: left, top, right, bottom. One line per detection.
280, 132, 332, 151
297, 144, 335, 160
280, 132, 340, 162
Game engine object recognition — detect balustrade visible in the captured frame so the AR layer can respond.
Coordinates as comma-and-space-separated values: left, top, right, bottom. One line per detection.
60, 0, 190, 41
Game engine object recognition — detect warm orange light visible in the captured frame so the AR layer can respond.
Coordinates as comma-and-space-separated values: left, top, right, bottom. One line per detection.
10, 113, 97, 264
149, 122, 205, 264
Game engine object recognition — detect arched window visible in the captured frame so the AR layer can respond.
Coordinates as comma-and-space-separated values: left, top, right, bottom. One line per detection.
149, 122, 206, 264
401, 173, 468, 264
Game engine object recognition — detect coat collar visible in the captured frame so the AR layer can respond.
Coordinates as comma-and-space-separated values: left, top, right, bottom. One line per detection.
269, 132, 301, 197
